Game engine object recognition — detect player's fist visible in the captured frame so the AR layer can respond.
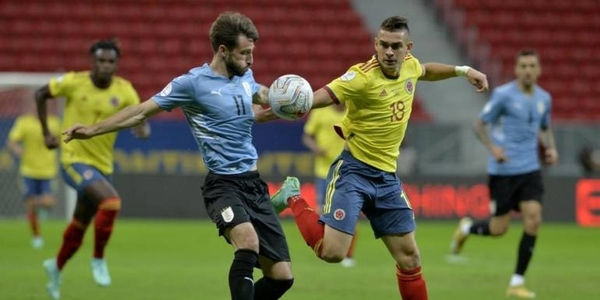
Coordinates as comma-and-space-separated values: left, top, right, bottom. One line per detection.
490, 145, 508, 163
544, 148, 559, 165
466, 68, 489, 92
44, 134, 60, 149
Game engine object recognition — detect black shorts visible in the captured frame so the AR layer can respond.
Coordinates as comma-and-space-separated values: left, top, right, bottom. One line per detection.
202, 171, 290, 263
488, 170, 544, 216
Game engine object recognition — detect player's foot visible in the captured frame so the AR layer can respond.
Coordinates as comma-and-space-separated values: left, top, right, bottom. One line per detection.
271, 176, 301, 214
91, 258, 111, 287
450, 217, 472, 254
340, 257, 356, 268
506, 285, 536, 298
31, 236, 44, 249
43, 258, 61, 300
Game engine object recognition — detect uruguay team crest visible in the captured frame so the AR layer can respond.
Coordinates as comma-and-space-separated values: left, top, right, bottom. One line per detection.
537, 100, 545, 114
405, 79, 414, 94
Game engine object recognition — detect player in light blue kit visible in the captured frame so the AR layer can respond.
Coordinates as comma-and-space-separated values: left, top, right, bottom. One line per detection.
451, 50, 558, 299
61, 12, 294, 300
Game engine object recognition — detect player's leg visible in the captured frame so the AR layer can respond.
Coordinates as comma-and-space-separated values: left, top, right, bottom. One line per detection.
506, 171, 543, 298
341, 226, 358, 267
367, 174, 427, 300
37, 179, 57, 217
382, 232, 428, 300
22, 178, 42, 247
251, 178, 294, 300
203, 172, 259, 300
451, 175, 514, 254
83, 178, 121, 287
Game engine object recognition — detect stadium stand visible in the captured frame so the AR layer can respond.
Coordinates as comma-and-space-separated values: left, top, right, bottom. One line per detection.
434, 0, 600, 122
0, 0, 431, 121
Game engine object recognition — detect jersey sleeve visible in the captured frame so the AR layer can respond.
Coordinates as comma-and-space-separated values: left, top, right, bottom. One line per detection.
540, 94, 552, 129
7, 117, 24, 142
303, 110, 320, 135
152, 75, 194, 111
48, 72, 76, 98
479, 89, 505, 123
324, 67, 367, 104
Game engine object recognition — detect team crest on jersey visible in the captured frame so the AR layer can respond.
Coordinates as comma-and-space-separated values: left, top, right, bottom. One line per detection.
83, 170, 94, 180
340, 71, 356, 81
221, 207, 235, 223
405, 79, 414, 94
110, 96, 119, 107
242, 82, 252, 97
537, 101, 545, 114
333, 209, 346, 221
159, 83, 172, 96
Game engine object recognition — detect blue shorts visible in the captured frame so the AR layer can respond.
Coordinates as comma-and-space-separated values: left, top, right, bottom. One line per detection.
61, 163, 112, 192
315, 177, 327, 210
22, 177, 53, 199
320, 151, 415, 238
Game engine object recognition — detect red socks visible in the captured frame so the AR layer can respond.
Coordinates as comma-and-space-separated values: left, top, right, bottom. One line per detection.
288, 195, 325, 256
27, 210, 40, 237
57, 221, 87, 270
94, 203, 119, 258
396, 265, 428, 300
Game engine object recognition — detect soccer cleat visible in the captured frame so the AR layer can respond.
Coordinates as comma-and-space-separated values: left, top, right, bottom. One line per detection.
506, 285, 536, 298
270, 177, 301, 214
340, 257, 356, 268
43, 258, 61, 300
91, 258, 111, 287
450, 217, 472, 254
31, 236, 44, 249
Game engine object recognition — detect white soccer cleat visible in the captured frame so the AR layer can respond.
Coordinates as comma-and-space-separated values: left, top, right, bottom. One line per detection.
31, 236, 44, 249
91, 258, 111, 287
43, 258, 61, 300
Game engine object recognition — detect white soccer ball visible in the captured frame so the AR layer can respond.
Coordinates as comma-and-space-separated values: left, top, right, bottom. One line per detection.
268, 74, 313, 120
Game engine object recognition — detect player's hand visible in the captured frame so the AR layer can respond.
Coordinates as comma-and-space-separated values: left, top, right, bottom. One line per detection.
62, 123, 94, 143
544, 148, 559, 165
253, 105, 279, 123
44, 134, 60, 149
490, 145, 508, 163
466, 68, 489, 92
132, 122, 151, 139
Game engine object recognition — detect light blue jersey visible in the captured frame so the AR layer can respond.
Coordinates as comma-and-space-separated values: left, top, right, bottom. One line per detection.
480, 81, 552, 175
152, 64, 260, 175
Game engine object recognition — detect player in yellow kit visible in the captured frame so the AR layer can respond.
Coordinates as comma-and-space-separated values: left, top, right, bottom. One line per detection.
272, 16, 488, 299
35, 39, 150, 300
6, 99, 60, 249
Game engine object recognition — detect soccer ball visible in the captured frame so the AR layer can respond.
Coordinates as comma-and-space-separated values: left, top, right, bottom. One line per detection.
268, 74, 313, 120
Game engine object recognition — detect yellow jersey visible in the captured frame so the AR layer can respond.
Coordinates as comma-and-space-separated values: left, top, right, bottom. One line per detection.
324, 55, 423, 173
303, 106, 346, 178
49, 71, 140, 174
8, 114, 60, 179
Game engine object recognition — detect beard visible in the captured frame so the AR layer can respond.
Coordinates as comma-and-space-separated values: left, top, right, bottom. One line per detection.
225, 56, 248, 77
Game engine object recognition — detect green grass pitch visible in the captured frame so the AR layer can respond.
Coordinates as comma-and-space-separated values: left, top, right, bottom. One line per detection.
0, 219, 598, 299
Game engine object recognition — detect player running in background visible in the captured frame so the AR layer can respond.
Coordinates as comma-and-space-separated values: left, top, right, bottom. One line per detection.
6, 98, 60, 249
270, 16, 488, 300
302, 104, 358, 267
36, 39, 150, 300
451, 50, 558, 299
61, 12, 294, 300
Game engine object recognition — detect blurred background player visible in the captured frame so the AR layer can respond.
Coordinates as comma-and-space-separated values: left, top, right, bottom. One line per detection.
451, 50, 558, 299
36, 39, 150, 300
6, 97, 60, 249
302, 104, 358, 267
271, 16, 488, 300
60, 12, 295, 300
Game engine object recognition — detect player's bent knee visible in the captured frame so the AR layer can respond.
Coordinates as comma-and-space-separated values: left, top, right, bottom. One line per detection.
319, 248, 346, 263
99, 197, 121, 210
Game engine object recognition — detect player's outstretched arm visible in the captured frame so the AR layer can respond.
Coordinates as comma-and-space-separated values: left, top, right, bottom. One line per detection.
63, 99, 163, 143
420, 63, 489, 92
311, 89, 335, 109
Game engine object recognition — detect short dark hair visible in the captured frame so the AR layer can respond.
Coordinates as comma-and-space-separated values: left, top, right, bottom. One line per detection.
89, 39, 121, 57
515, 50, 539, 63
380, 16, 410, 34
209, 12, 259, 52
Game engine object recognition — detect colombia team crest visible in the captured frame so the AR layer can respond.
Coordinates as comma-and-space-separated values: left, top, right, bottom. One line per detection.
405, 79, 414, 94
